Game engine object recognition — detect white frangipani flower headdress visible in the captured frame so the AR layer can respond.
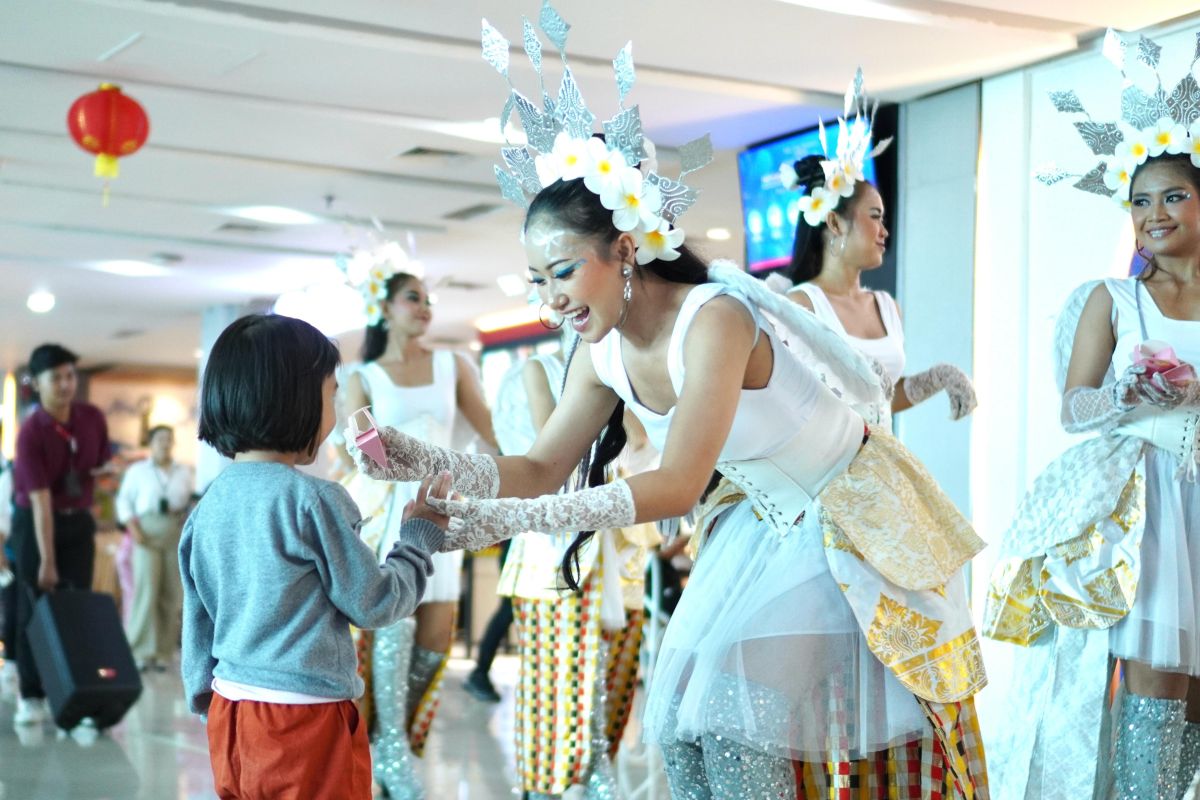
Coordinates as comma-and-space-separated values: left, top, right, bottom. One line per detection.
780, 68, 892, 228
1037, 29, 1200, 208
336, 233, 422, 326
482, 1, 713, 265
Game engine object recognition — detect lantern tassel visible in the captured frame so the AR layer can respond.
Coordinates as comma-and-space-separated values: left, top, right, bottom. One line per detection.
94, 154, 119, 179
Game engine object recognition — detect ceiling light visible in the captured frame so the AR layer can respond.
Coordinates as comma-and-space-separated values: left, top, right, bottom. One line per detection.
706, 227, 732, 241
193, 348, 204, 360
227, 206, 323, 226
496, 273, 529, 297
474, 304, 541, 333
27, 290, 55, 313
91, 259, 172, 277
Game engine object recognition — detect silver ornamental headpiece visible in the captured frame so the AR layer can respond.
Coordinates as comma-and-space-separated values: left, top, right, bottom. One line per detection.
481, 0, 713, 265
778, 68, 893, 228
1037, 28, 1200, 207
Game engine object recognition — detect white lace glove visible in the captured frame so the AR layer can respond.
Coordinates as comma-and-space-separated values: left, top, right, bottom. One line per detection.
426, 480, 636, 552
1060, 363, 1149, 433
903, 364, 977, 420
344, 424, 500, 499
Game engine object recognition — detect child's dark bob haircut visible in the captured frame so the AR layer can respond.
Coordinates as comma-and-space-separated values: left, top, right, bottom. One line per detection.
199, 314, 340, 458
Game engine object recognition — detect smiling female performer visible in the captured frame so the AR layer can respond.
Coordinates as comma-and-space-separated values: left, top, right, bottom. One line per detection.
346, 10, 989, 798
783, 154, 977, 426
984, 29, 1200, 800
341, 267, 497, 799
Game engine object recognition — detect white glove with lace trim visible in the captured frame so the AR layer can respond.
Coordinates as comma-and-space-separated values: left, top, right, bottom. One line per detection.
344, 424, 500, 499
426, 480, 636, 552
1060, 363, 1152, 434
903, 364, 977, 420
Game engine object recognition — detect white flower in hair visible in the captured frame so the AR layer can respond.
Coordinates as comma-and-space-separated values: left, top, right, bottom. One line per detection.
536, 131, 590, 186
822, 160, 855, 198
1186, 124, 1200, 168
635, 220, 684, 265
797, 187, 838, 227
1116, 128, 1151, 166
601, 166, 662, 232
1102, 157, 1134, 196
583, 138, 629, 196
1148, 117, 1188, 157
365, 301, 383, 325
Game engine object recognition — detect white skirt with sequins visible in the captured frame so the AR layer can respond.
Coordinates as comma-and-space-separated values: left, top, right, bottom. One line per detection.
642, 501, 929, 761
1109, 446, 1200, 673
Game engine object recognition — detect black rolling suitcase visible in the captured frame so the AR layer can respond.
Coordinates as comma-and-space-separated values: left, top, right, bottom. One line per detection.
26, 588, 142, 729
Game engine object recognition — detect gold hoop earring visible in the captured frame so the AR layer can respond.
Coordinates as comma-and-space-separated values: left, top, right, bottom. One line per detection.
539, 303, 564, 330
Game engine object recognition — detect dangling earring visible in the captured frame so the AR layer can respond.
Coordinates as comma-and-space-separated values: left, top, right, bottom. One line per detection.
840, 235, 848, 256
617, 264, 634, 327
380, 318, 390, 331
539, 303, 564, 330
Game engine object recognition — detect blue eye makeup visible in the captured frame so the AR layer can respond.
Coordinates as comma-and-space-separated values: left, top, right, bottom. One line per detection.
528, 259, 585, 286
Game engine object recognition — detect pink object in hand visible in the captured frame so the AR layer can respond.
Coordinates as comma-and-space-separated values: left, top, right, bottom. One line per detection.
1132, 340, 1197, 386
350, 407, 388, 469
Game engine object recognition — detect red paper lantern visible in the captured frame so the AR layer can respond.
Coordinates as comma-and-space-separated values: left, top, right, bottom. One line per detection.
66, 83, 150, 180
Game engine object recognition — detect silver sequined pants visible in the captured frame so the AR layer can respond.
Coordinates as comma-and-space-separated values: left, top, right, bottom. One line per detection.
1111, 692, 1186, 800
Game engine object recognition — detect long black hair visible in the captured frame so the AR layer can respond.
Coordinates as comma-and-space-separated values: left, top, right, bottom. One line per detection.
1129, 152, 1200, 282
524, 177, 707, 591
360, 271, 422, 362
786, 154, 873, 284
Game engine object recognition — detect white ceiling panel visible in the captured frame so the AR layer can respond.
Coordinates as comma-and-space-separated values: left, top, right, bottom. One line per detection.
0, 0, 1196, 372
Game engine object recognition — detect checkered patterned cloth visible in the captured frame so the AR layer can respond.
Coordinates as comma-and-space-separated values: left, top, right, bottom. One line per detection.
512, 572, 644, 794
795, 697, 989, 799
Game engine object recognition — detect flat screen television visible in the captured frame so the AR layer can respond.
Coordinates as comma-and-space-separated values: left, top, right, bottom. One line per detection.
737, 123, 878, 274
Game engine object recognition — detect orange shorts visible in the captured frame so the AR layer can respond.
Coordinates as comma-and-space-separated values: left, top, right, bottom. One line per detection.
207, 694, 371, 800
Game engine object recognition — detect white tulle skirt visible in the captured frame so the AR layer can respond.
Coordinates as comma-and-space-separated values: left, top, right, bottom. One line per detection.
642, 501, 929, 761
1109, 447, 1200, 674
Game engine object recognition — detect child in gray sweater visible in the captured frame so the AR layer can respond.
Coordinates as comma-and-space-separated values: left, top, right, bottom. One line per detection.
180, 313, 451, 800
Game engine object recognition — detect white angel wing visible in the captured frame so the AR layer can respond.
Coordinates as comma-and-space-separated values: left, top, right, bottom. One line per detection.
1054, 280, 1110, 394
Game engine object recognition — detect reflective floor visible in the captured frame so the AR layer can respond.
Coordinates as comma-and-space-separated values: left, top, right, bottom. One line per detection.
0, 653, 666, 800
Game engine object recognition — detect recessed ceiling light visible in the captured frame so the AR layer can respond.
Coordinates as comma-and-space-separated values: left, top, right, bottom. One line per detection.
91, 260, 171, 277
496, 273, 529, 297
27, 290, 55, 313
706, 227, 732, 241
227, 206, 322, 225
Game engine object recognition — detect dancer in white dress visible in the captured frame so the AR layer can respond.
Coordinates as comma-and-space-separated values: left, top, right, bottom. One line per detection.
984, 29, 1200, 799
346, 14, 989, 794
783, 153, 976, 426
342, 271, 497, 798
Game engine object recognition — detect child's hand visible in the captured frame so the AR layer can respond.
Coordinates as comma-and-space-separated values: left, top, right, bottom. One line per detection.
402, 471, 454, 529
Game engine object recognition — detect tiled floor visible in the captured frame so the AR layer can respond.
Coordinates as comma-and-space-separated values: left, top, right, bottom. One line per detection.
0, 653, 667, 800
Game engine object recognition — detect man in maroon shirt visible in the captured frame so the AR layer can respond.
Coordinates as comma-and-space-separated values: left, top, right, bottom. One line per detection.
11, 343, 110, 727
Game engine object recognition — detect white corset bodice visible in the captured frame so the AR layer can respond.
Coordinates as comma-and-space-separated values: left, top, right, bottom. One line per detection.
590, 283, 865, 535
357, 351, 457, 448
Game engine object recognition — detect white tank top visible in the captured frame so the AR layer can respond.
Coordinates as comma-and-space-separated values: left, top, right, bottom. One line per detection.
792, 283, 906, 384
588, 283, 864, 470
1106, 277, 1200, 375
356, 351, 457, 448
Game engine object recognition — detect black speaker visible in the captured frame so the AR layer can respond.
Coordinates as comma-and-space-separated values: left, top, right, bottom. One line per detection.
26, 589, 142, 730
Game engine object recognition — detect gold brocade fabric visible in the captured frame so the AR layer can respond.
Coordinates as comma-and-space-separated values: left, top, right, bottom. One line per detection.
819, 428, 986, 592
688, 478, 747, 561
818, 430, 987, 704
983, 466, 1146, 646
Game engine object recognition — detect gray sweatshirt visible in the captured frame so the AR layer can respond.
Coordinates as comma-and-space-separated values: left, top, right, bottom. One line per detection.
179, 461, 443, 715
